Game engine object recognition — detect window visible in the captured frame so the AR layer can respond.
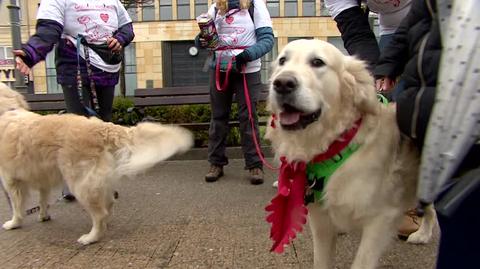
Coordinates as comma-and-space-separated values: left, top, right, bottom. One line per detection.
320, 0, 329, 16
302, 0, 316, 16
266, 0, 279, 17
127, 5, 138, 22
327, 37, 348, 55
261, 38, 278, 84
123, 43, 137, 96
162, 41, 210, 87
177, 0, 191, 20
142, 0, 155, 21
284, 0, 297, 16
0, 47, 13, 60
45, 49, 62, 93
160, 0, 173, 21
194, 0, 208, 18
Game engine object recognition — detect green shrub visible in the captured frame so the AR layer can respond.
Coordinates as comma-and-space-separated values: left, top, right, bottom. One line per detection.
111, 96, 141, 125
110, 98, 270, 147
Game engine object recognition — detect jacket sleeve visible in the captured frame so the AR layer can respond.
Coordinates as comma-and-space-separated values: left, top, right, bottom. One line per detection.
373, 15, 410, 78
114, 22, 135, 47
374, 0, 428, 79
241, 26, 274, 61
21, 19, 63, 68
334, 6, 379, 71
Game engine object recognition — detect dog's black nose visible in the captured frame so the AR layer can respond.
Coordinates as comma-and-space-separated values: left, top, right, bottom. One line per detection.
273, 75, 298, 95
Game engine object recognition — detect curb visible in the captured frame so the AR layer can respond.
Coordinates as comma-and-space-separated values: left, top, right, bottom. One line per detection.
170, 146, 274, 161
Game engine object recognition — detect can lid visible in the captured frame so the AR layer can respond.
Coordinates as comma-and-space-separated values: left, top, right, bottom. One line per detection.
196, 13, 211, 23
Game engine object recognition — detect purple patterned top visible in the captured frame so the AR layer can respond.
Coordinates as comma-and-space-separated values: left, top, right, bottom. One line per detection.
22, 19, 134, 87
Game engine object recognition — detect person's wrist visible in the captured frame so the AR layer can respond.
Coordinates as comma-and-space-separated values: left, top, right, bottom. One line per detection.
18, 47, 35, 68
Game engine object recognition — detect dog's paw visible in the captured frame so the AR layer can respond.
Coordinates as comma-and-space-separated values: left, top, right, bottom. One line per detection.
2, 220, 21, 230
39, 215, 51, 222
77, 233, 99, 245
406, 230, 431, 244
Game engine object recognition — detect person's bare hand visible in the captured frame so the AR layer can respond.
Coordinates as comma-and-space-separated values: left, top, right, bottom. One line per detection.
13, 50, 30, 75
376, 77, 396, 91
107, 37, 122, 53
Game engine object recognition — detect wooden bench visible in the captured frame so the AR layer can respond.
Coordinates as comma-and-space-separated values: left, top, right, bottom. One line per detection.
133, 85, 270, 129
23, 93, 66, 112
21, 85, 271, 129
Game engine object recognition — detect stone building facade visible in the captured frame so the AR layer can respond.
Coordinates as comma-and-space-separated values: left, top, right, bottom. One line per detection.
0, 0, 343, 94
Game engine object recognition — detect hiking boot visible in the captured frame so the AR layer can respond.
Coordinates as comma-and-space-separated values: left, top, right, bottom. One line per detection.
249, 167, 264, 185
205, 165, 224, 182
398, 209, 421, 240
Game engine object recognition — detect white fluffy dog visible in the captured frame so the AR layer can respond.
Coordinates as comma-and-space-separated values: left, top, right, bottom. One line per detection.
0, 83, 193, 245
265, 40, 436, 269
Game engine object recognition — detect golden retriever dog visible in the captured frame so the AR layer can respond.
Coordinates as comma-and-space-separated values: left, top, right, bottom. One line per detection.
0, 83, 193, 245
265, 40, 436, 268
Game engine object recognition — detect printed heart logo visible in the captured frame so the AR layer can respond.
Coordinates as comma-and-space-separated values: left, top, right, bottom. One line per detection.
226, 16, 234, 24
100, 13, 109, 23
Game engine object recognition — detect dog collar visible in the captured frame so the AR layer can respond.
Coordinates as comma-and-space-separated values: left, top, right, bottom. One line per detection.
377, 93, 389, 105
305, 118, 362, 204
266, 118, 362, 253
305, 143, 360, 204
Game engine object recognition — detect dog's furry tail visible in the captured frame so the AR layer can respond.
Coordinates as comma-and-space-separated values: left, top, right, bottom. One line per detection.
115, 122, 193, 177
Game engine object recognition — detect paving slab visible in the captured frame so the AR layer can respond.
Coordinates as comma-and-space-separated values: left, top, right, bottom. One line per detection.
0, 159, 439, 268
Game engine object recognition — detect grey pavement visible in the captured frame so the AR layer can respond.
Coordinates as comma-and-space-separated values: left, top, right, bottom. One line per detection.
0, 158, 439, 268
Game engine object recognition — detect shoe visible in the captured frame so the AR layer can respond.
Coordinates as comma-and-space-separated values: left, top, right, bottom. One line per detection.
249, 167, 264, 185
205, 165, 224, 182
61, 186, 76, 202
397, 209, 421, 240
62, 193, 76, 202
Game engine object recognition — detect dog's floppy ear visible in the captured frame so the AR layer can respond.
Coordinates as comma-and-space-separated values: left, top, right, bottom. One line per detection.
341, 56, 379, 115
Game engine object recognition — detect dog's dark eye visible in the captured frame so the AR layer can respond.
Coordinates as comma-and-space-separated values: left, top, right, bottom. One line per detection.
311, 58, 325, 68
278, 57, 286, 66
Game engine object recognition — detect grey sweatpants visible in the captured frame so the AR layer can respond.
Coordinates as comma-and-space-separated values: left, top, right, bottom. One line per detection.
208, 70, 263, 169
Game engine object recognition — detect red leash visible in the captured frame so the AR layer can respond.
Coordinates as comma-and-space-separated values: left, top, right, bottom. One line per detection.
214, 47, 278, 170
240, 65, 279, 171
215, 46, 247, 92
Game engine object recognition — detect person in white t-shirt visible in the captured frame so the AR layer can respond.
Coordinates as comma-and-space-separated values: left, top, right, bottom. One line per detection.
324, 0, 411, 71
13, 0, 135, 201
195, 0, 274, 184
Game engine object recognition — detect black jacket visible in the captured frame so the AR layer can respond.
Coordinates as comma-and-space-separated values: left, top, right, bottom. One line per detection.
334, 5, 380, 71
374, 0, 441, 149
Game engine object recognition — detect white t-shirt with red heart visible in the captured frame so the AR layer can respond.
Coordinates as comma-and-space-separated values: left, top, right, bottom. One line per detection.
208, 0, 273, 73
36, 0, 132, 72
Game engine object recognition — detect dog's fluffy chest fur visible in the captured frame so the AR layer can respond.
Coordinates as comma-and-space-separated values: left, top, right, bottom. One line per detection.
271, 113, 419, 230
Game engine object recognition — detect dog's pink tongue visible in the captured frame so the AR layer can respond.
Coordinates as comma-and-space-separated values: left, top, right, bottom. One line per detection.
279, 112, 301, 125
